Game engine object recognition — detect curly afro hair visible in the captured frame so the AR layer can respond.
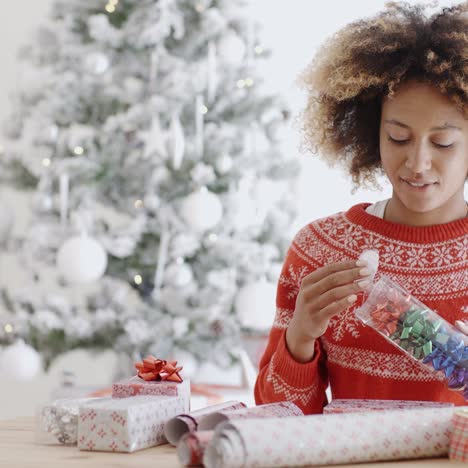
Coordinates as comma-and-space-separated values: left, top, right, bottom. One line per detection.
298, 1, 468, 190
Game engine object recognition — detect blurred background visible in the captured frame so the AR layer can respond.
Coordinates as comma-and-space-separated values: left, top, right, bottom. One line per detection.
0, 0, 463, 419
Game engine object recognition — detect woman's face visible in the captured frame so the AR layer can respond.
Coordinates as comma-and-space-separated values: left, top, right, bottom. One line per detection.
379, 80, 468, 225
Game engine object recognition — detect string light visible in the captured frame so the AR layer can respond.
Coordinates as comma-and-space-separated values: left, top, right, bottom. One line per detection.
200, 104, 208, 115
254, 45, 264, 55
4, 324, 13, 333
42, 158, 51, 167
208, 233, 218, 242
236, 79, 246, 88
134, 274, 143, 285
73, 146, 84, 155
245, 77, 254, 87
134, 199, 143, 209
105, 3, 116, 13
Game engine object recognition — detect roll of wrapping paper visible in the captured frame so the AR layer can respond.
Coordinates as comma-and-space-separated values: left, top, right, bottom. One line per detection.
355, 276, 468, 398
177, 430, 214, 466
449, 409, 468, 462
164, 400, 246, 446
203, 406, 468, 468
198, 401, 303, 431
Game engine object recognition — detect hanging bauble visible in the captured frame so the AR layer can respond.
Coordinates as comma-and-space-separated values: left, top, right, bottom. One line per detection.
218, 31, 246, 66
235, 279, 277, 330
57, 235, 107, 284
180, 187, 223, 232
142, 118, 167, 159
167, 114, 185, 170
165, 261, 194, 288
83, 52, 110, 75
0, 204, 14, 247
170, 348, 198, 379
0, 340, 41, 381
215, 153, 233, 174
32, 192, 54, 214
143, 194, 161, 213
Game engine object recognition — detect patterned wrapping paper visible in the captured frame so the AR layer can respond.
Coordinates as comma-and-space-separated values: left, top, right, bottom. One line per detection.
177, 430, 214, 466
112, 376, 190, 402
77, 395, 187, 452
164, 400, 246, 446
449, 409, 468, 462
36, 397, 100, 445
198, 401, 303, 431
203, 406, 468, 468
323, 398, 454, 414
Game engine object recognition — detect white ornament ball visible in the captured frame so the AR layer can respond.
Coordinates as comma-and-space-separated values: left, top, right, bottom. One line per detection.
0, 340, 41, 381
57, 236, 108, 284
358, 249, 379, 290
218, 32, 246, 66
165, 262, 194, 288
235, 280, 277, 330
84, 52, 110, 75
170, 348, 198, 379
180, 188, 223, 231
32, 193, 54, 213
215, 154, 233, 174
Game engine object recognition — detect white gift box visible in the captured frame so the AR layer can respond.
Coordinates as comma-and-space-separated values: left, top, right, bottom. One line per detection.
78, 395, 187, 452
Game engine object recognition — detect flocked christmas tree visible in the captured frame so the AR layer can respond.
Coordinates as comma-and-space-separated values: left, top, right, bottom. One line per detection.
0, 0, 300, 378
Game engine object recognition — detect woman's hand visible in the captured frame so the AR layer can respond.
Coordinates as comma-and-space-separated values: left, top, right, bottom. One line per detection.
285, 259, 371, 363
455, 320, 468, 336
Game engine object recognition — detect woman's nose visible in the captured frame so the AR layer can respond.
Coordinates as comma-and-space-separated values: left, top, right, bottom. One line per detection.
404, 143, 432, 173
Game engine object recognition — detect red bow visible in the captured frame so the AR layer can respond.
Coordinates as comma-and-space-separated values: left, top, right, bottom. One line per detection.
135, 355, 183, 383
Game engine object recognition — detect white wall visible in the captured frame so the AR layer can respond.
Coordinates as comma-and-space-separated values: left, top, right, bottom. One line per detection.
0, 0, 465, 419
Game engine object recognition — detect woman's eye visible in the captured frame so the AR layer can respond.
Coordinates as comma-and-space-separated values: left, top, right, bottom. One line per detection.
387, 136, 453, 149
387, 136, 408, 145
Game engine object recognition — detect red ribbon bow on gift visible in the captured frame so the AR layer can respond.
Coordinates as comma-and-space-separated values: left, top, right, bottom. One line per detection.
135, 355, 183, 382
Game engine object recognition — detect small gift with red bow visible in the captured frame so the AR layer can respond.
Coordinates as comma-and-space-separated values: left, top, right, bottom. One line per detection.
112, 355, 190, 411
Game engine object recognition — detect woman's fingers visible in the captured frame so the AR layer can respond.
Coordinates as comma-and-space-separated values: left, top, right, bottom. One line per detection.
455, 320, 468, 336
318, 294, 358, 320
301, 260, 364, 288
312, 280, 368, 310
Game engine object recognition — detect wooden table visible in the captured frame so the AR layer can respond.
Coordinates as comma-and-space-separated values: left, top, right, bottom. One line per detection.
0, 417, 465, 467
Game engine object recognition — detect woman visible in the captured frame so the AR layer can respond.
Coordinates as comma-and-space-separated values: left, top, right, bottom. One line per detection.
255, 1, 468, 414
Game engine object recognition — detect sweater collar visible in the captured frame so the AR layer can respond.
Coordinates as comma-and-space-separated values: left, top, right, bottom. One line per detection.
345, 203, 468, 243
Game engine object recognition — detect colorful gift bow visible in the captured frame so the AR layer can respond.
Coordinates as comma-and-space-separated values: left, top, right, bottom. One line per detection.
369, 289, 468, 398
135, 355, 183, 382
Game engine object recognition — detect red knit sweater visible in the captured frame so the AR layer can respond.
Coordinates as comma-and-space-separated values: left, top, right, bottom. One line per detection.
255, 203, 468, 414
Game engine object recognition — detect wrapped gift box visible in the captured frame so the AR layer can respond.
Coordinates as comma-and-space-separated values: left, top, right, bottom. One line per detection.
324, 398, 454, 414
36, 397, 100, 445
112, 376, 190, 402
77, 395, 186, 453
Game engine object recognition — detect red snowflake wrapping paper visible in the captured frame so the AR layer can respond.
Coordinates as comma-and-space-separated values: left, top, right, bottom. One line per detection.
177, 430, 215, 466
77, 395, 187, 452
164, 400, 246, 446
323, 399, 454, 414
449, 409, 468, 462
203, 406, 468, 468
198, 401, 303, 431
112, 376, 190, 401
